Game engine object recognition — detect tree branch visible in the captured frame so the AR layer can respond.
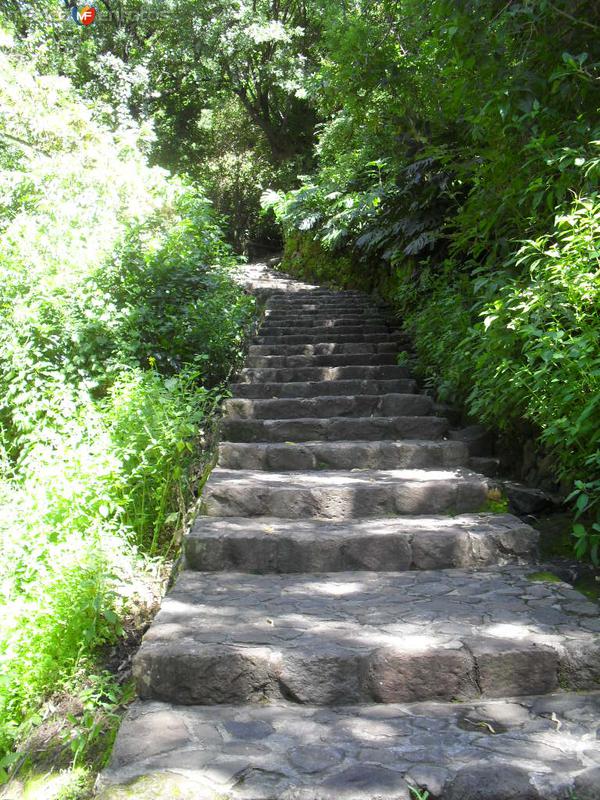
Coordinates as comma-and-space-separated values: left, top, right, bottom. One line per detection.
98, 0, 119, 26
0, 131, 51, 156
547, 2, 600, 32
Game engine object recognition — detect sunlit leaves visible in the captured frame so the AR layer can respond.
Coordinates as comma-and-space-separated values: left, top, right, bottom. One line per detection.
0, 46, 255, 763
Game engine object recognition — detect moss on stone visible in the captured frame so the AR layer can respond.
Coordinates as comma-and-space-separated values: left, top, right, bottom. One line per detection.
96, 772, 225, 800
526, 571, 563, 583
573, 574, 600, 604
281, 232, 367, 292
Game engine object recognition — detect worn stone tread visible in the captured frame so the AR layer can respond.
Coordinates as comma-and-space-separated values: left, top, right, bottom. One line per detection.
185, 513, 538, 572
220, 415, 448, 444
132, 567, 600, 706
97, 691, 600, 800
261, 322, 392, 334
246, 353, 399, 369
264, 308, 391, 319
267, 296, 384, 305
263, 313, 394, 324
246, 353, 396, 369
252, 333, 405, 350
201, 467, 488, 518
237, 365, 413, 383
222, 394, 433, 421
265, 307, 390, 317
217, 439, 467, 471
265, 296, 389, 305
249, 342, 400, 356
230, 379, 418, 399
266, 298, 385, 306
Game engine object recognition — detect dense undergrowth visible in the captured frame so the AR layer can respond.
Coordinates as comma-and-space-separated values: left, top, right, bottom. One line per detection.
0, 36, 255, 791
263, 0, 600, 561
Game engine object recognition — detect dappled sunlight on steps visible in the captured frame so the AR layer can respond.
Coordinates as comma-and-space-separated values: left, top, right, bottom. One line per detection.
98, 262, 600, 800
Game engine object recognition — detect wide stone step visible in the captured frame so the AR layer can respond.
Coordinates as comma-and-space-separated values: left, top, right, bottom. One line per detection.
268, 293, 384, 302
267, 306, 389, 317
268, 291, 373, 301
99, 691, 600, 800
261, 326, 393, 339
186, 513, 538, 572
237, 365, 413, 384
231, 378, 418, 398
269, 298, 385, 306
255, 332, 405, 346
221, 415, 447, 443
249, 342, 399, 357
132, 567, 600, 705
264, 311, 394, 323
257, 325, 402, 338
222, 394, 433, 421
200, 468, 488, 518
262, 315, 392, 327
246, 353, 399, 369
268, 292, 379, 302
267, 303, 388, 315
272, 289, 367, 297
246, 284, 320, 298
217, 439, 466, 471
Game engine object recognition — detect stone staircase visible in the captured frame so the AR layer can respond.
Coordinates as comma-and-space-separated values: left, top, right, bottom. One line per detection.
98, 264, 600, 800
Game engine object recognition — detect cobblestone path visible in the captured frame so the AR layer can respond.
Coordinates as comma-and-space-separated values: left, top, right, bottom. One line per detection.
98, 263, 600, 799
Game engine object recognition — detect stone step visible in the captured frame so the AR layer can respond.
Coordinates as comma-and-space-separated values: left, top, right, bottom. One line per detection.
255, 332, 405, 346
217, 439, 467, 471
220, 415, 448, 443
200, 468, 488, 518
264, 311, 394, 323
186, 513, 538, 572
260, 326, 393, 338
222, 394, 433, 421
298, 301, 379, 308
248, 285, 320, 298
267, 306, 389, 317
132, 567, 600, 705
237, 365, 413, 384
259, 323, 398, 342
99, 690, 600, 800
268, 294, 376, 302
262, 315, 393, 328
268, 291, 372, 301
249, 342, 399, 356
268, 293, 384, 301
267, 302, 387, 313
245, 353, 399, 369
271, 289, 367, 296
231, 378, 418, 398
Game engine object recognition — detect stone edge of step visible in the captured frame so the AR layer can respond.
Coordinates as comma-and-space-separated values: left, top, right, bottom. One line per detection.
184, 512, 539, 573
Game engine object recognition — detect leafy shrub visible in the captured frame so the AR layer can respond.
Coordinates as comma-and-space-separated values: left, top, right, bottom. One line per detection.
465, 195, 600, 471
0, 40, 255, 764
103, 368, 218, 554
